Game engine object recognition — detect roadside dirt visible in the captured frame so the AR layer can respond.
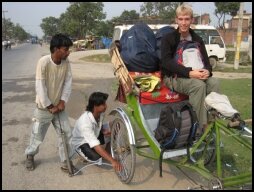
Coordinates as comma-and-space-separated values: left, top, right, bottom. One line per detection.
212, 71, 252, 79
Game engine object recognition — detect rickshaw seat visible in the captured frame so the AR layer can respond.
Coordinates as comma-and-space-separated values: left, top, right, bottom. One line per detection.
110, 45, 188, 104
129, 71, 188, 104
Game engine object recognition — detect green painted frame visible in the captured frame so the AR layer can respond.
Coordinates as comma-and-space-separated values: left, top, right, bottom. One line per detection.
120, 92, 252, 189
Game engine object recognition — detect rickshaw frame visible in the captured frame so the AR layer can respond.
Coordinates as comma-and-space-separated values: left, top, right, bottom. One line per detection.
109, 45, 252, 189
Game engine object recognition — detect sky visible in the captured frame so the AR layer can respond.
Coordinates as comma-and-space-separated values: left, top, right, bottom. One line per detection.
2, 2, 252, 38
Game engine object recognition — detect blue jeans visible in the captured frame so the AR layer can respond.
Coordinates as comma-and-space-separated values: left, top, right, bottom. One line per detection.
25, 108, 73, 163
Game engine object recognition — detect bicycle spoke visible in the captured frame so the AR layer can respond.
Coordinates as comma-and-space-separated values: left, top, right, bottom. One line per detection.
111, 116, 136, 183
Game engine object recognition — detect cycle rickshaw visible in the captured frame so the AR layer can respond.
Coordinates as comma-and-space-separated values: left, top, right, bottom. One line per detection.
108, 44, 252, 189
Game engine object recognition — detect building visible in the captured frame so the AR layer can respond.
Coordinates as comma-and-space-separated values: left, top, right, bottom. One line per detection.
230, 11, 252, 30
193, 13, 210, 25
218, 10, 252, 46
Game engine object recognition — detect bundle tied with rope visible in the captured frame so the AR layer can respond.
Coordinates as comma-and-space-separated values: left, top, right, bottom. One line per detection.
109, 41, 134, 95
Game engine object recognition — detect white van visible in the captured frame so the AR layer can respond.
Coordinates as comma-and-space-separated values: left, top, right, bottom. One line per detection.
190, 25, 226, 68
112, 24, 226, 68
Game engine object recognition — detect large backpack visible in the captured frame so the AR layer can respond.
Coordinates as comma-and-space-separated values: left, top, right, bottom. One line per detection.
154, 100, 199, 149
175, 40, 205, 70
120, 23, 159, 72
154, 100, 199, 177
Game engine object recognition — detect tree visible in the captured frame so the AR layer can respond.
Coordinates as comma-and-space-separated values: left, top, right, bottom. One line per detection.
119, 10, 139, 22
58, 12, 80, 38
63, 2, 106, 39
40, 16, 60, 37
2, 18, 30, 41
140, 2, 155, 18
140, 2, 180, 22
154, 2, 180, 21
92, 20, 114, 37
111, 10, 139, 24
2, 18, 14, 40
13, 24, 29, 41
214, 2, 240, 29
40, 2, 106, 39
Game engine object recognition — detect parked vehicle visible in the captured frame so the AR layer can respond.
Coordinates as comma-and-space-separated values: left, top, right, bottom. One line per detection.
2, 40, 11, 50
30, 36, 38, 44
190, 25, 226, 68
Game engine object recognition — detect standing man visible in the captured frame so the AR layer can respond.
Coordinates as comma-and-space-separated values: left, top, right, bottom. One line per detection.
161, 4, 220, 135
71, 92, 122, 172
25, 33, 75, 173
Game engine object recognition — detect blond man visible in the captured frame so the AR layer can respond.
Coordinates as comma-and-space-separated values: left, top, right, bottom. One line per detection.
161, 4, 220, 134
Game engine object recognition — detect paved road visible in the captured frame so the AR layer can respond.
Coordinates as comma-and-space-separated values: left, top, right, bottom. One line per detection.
2, 44, 251, 190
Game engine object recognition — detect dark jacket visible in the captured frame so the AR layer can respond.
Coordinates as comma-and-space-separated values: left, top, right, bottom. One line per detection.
161, 28, 212, 78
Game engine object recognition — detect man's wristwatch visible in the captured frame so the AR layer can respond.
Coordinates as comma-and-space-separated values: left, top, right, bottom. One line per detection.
47, 104, 54, 110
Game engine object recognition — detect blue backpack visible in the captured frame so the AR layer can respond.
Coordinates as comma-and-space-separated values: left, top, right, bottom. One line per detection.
120, 23, 159, 72
175, 40, 205, 70
155, 26, 175, 61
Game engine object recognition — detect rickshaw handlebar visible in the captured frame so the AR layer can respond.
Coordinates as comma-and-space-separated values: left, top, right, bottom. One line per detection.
227, 120, 252, 135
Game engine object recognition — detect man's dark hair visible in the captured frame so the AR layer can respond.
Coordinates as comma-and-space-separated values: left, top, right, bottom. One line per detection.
86, 92, 109, 112
50, 33, 73, 53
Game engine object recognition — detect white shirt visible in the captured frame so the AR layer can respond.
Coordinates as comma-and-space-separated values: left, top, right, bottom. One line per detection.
71, 111, 104, 150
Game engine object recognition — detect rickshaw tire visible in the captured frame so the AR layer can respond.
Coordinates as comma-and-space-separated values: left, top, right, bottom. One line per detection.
110, 116, 136, 184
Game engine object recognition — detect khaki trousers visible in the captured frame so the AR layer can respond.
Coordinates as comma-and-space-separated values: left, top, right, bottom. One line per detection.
25, 108, 73, 162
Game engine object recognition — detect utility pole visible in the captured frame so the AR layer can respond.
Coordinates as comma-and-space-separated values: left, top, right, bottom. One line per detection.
2, 10, 8, 40
234, 2, 244, 70
200, 11, 202, 24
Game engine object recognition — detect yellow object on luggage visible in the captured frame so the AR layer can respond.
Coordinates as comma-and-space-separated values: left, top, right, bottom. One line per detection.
134, 75, 161, 92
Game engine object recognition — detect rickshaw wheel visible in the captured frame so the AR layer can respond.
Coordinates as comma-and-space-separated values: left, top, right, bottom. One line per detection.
111, 116, 136, 184
192, 133, 216, 165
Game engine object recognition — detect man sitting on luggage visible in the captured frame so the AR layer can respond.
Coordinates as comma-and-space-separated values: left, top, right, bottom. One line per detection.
71, 92, 122, 172
161, 3, 220, 135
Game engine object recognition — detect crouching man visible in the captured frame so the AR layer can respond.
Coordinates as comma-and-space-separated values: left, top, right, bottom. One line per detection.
71, 92, 122, 172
